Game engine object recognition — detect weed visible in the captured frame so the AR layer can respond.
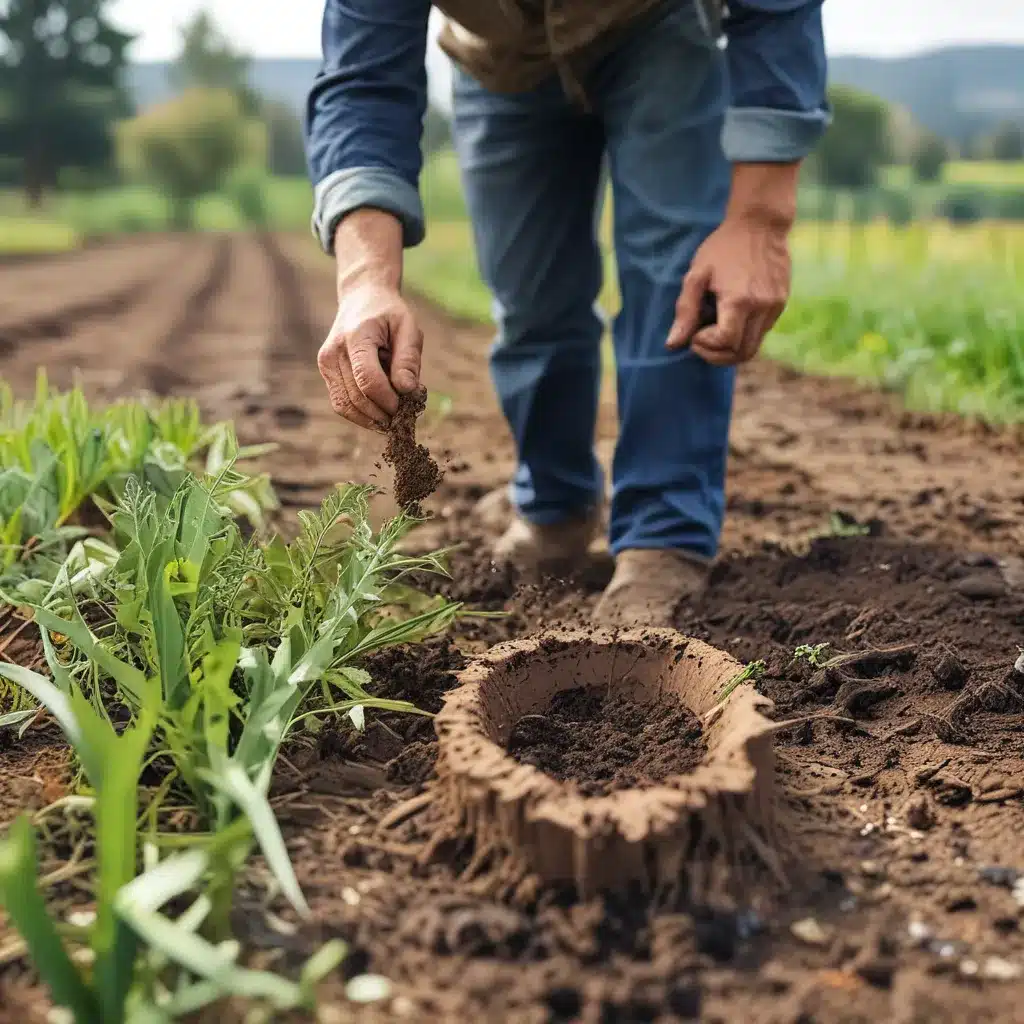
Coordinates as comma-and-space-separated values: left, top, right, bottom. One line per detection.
0, 388, 460, 1019
715, 659, 767, 706
794, 642, 832, 667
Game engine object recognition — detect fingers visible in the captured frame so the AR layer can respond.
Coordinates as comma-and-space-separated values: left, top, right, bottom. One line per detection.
690, 299, 784, 367
690, 299, 747, 366
389, 311, 424, 394
666, 267, 712, 350
338, 345, 391, 431
317, 339, 386, 431
348, 328, 401, 418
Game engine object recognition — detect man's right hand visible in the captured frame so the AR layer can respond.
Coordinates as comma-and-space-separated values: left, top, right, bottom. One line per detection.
319, 209, 422, 431
318, 278, 423, 432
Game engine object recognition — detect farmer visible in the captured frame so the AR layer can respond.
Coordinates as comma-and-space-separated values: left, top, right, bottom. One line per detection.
306, 0, 828, 626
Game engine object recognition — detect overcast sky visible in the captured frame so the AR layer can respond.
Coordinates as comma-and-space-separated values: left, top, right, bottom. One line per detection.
109, 1, 1024, 62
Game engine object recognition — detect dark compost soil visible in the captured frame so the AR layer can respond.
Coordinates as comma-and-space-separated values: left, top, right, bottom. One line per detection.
508, 686, 707, 796
3, 236, 1024, 1024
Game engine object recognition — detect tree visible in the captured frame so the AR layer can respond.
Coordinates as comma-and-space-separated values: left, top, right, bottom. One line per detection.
911, 132, 948, 183
814, 86, 892, 189
171, 10, 257, 113
0, 0, 132, 205
117, 88, 258, 226
263, 99, 306, 177
984, 121, 1024, 162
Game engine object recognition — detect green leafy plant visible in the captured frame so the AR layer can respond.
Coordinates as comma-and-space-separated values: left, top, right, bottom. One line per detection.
0, 671, 342, 1020
794, 642, 831, 667
0, 379, 462, 1019
0, 666, 156, 1023
0, 372, 277, 600
715, 659, 767, 706
0, 471, 458, 1018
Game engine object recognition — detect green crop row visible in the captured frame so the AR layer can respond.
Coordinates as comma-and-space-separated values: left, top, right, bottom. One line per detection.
0, 377, 459, 1021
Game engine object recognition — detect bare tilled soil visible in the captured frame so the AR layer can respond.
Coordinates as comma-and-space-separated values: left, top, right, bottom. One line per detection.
3, 234, 1024, 1023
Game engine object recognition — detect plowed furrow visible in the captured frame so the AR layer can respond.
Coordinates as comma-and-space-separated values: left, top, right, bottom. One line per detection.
0, 237, 187, 336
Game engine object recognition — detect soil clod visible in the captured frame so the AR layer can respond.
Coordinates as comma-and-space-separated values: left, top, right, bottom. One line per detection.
383, 386, 442, 516
507, 686, 707, 797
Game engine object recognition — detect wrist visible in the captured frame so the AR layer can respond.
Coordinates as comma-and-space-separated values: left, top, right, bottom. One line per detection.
334, 209, 404, 297
725, 162, 800, 231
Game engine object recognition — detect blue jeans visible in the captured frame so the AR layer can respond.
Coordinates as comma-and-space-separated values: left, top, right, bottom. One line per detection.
451, 1, 735, 559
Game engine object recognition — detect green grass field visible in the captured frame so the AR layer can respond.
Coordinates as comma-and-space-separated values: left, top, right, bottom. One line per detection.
0, 177, 314, 251
408, 151, 1024, 422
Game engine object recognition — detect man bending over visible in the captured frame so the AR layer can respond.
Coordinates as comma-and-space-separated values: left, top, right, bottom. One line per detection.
305, 0, 828, 626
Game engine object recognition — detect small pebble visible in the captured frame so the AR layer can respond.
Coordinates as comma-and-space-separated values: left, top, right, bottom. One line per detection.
346, 974, 394, 1004
979, 865, 1020, 889
1013, 879, 1024, 908
960, 959, 979, 977
791, 917, 831, 946
981, 957, 1022, 981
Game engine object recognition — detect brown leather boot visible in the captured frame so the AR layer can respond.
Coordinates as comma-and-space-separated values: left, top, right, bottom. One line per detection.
492, 505, 604, 576
472, 486, 515, 533
593, 548, 709, 628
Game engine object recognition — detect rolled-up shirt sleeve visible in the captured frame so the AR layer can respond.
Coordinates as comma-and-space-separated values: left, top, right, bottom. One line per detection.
305, 0, 431, 252
722, 0, 830, 163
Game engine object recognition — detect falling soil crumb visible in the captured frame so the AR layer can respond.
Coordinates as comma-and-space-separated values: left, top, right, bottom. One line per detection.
507, 686, 706, 796
382, 386, 442, 516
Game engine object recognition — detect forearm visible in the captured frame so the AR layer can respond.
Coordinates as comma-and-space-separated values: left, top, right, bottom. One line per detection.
306, 0, 431, 253
725, 162, 800, 229
333, 210, 404, 297
722, 0, 829, 164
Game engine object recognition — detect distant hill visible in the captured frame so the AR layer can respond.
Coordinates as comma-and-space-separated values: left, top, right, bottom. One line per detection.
129, 45, 1024, 147
127, 59, 320, 115
830, 46, 1024, 146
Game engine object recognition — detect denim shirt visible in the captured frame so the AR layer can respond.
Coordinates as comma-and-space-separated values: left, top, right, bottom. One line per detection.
306, 0, 829, 253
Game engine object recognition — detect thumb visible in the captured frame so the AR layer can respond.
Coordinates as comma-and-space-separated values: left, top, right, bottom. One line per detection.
667, 266, 711, 350
389, 310, 423, 394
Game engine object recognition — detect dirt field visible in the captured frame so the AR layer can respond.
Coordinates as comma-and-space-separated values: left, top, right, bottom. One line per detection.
3, 233, 1024, 1022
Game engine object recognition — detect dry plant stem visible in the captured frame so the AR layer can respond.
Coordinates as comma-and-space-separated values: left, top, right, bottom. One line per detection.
791, 642, 917, 711
923, 670, 1024, 742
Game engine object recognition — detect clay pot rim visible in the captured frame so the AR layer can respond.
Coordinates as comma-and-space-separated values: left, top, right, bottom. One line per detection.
436, 626, 777, 826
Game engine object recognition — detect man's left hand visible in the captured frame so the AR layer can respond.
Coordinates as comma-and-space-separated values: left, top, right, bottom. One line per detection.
666, 213, 792, 366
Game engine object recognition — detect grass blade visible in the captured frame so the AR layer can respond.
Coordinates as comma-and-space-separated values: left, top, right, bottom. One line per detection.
200, 758, 308, 916
33, 606, 153, 709
0, 660, 102, 785
0, 708, 37, 729
91, 708, 155, 1022
0, 817, 100, 1022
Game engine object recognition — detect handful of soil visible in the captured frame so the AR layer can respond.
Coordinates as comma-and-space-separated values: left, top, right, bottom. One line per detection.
508, 686, 707, 797
382, 386, 443, 517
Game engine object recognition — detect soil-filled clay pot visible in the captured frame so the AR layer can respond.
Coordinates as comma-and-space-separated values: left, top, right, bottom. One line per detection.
433, 628, 779, 899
